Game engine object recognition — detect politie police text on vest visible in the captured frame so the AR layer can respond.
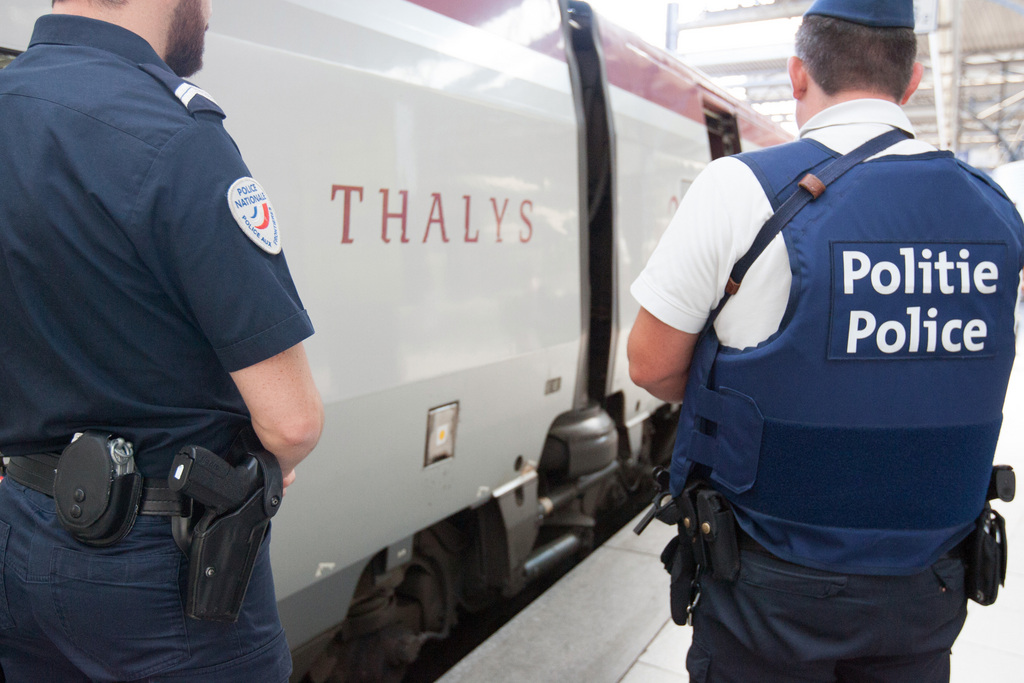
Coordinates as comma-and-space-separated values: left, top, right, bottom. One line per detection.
840, 245, 1000, 355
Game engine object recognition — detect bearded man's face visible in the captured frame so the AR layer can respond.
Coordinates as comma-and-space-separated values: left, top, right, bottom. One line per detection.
164, 0, 210, 78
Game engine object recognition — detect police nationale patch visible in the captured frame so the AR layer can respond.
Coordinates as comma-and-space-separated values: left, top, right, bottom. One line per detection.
227, 177, 280, 254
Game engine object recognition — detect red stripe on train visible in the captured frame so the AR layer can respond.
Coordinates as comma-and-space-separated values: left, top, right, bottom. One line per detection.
405, 0, 789, 145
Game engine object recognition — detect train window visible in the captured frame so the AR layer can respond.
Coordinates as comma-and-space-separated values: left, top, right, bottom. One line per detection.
705, 108, 742, 159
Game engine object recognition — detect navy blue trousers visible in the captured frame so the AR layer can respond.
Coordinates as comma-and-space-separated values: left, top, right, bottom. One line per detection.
687, 546, 968, 682
0, 479, 292, 682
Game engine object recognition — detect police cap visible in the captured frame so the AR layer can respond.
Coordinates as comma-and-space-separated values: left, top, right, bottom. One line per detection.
804, 0, 915, 29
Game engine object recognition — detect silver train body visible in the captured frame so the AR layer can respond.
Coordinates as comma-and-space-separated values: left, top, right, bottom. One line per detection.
0, 1, 788, 679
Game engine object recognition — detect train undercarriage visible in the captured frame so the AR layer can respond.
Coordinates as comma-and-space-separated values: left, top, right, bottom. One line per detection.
298, 401, 678, 683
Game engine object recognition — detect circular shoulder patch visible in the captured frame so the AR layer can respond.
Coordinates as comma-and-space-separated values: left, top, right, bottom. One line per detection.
227, 177, 281, 255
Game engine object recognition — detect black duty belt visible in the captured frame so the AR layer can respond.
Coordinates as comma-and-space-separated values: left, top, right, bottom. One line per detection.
736, 526, 772, 555
4, 453, 188, 516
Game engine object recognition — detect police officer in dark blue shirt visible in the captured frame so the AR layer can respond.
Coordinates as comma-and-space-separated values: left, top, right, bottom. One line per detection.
629, 0, 1024, 681
0, 1, 324, 680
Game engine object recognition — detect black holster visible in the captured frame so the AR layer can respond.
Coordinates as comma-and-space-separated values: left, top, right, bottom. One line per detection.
965, 465, 1014, 606
965, 502, 1007, 606
169, 427, 283, 622
662, 480, 740, 625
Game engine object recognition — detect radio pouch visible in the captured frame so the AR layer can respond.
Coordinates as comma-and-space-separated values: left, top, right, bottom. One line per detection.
695, 488, 740, 582
965, 502, 1008, 606
54, 432, 142, 547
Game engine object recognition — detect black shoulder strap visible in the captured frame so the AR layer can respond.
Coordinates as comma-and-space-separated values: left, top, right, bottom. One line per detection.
703, 127, 910, 332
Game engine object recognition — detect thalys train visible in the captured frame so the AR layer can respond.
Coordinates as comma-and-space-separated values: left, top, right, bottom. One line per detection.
0, 1, 789, 680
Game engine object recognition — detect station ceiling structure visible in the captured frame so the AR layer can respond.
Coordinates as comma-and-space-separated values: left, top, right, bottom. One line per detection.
667, 0, 1024, 169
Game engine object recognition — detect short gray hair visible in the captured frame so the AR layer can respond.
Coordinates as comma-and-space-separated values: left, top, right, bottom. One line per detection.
795, 16, 918, 101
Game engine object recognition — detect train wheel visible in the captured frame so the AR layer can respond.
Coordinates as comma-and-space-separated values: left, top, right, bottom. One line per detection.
304, 525, 463, 682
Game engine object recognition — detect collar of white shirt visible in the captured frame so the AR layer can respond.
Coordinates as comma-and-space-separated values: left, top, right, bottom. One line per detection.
797, 98, 935, 155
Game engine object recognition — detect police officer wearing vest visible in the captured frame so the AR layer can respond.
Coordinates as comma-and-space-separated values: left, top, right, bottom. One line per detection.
628, 0, 1024, 680
0, 1, 324, 680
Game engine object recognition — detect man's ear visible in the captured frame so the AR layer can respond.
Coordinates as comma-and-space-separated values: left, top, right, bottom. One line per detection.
900, 62, 925, 105
789, 56, 809, 100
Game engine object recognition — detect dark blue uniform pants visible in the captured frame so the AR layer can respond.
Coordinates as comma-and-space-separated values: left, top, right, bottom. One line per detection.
0, 479, 292, 682
687, 547, 968, 682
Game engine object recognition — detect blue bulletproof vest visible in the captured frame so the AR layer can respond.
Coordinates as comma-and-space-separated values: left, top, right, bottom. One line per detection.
671, 138, 1024, 574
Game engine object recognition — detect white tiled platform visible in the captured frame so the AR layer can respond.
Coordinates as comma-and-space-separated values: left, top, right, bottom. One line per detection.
438, 334, 1024, 683
950, 329, 1024, 683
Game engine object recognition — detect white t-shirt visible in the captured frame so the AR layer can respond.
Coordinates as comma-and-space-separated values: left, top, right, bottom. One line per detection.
631, 99, 935, 349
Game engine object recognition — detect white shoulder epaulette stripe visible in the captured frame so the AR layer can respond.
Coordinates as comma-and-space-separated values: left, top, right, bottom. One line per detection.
174, 82, 219, 109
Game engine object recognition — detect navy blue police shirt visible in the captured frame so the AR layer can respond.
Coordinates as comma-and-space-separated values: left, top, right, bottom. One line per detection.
0, 16, 314, 477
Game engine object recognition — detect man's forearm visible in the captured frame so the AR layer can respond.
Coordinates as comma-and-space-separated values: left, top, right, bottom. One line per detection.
250, 401, 323, 477
634, 375, 688, 404
627, 307, 699, 404
231, 342, 324, 487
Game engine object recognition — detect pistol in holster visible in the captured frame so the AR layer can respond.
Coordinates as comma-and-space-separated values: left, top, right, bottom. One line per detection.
634, 470, 740, 625
965, 465, 1014, 606
632, 469, 696, 626
168, 427, 284, 622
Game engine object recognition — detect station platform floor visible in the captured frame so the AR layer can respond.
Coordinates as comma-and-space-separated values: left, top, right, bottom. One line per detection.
438, 335, 1024, 683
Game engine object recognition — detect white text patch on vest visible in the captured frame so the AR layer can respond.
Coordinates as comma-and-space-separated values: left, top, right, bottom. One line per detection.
829, 242, 1006, 359
842, 248, 998, 296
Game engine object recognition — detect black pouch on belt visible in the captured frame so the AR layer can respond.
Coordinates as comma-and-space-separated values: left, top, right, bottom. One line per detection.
695, 488, 740, 582
53, 432, 142, 547
661, 529, 697, 626
965, 502, 1008, 606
